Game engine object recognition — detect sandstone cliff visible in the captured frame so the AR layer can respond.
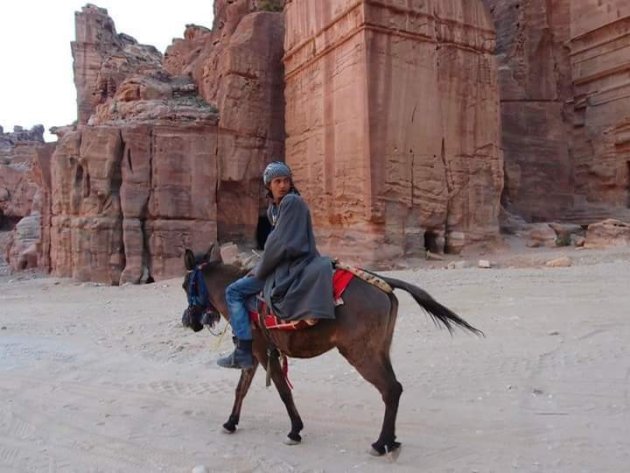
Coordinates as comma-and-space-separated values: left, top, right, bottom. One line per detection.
284, 0, 503, 264
0, 125, 54, 271
4, 0, 628, 281
50, 3, 285, 283
482, 0, 630, 223
164, 0, 286, 242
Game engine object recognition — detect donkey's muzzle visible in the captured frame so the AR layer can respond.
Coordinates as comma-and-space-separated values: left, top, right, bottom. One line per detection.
182, 307, 204, 332
200, 310, 221, 328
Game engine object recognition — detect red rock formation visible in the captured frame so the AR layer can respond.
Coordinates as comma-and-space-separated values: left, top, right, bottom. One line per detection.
569, 1, 630, 221
45, 0, 630, 283
482, 0, 630, 223
0, 125, 54, 271
585, 219, 630, 248
72, 5, 162, 125
50, 78, 219, 283
165, 1, 286, 242
481, 0, 574, 221
52, 2, 285, 283
284, 0, 503, 264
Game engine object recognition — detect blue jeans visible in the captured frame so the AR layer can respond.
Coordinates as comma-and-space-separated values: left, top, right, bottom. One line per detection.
225, 275, 265, 340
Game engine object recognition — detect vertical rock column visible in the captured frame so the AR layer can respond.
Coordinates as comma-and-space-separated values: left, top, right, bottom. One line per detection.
482, 0, 575, 221
284, 0, 502, 264
50, 124, 219, 284
72, 5, 123, 125
165, 6, 286, 245
50, 128, 125, 284
569, 0, 630, 218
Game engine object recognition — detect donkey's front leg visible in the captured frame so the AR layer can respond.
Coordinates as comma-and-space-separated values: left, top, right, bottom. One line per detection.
223, 362, 258, 433
264, 348, 304, 445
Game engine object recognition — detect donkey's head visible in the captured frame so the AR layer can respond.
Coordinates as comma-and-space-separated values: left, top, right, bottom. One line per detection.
181, 245, 222, 332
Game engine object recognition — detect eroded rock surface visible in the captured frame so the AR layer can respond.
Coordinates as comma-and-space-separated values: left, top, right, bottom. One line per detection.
482, 0, 630, 223
0, 125, 53, 271
50, 3, 285, 283
284, 0, 503, 265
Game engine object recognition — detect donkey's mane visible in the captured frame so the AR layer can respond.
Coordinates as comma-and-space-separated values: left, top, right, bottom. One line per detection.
202, 260, 249, 279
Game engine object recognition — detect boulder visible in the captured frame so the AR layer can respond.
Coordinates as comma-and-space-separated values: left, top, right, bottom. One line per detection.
526, 223, 557, 248
584, 219, 630, 248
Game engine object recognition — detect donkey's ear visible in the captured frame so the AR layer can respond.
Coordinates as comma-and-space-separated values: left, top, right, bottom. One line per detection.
206, 243, 222, 263
184, 249, 195, 271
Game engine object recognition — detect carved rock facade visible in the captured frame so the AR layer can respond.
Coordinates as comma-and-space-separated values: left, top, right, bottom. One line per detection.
284, 0, 503, 264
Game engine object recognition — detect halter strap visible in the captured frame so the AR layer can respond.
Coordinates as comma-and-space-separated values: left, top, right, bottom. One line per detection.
187, 265, 211, 308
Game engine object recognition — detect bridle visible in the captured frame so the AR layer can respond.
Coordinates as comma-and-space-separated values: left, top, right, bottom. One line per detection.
186, 262, 221, 330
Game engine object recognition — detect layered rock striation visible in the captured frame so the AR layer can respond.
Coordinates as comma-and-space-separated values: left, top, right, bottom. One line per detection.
51, 3, 285, 283
9, 1, 628, 281
569, 1, 630, 221
284, 0, 503, 264
483, 0, 630, 223
164, 0, 286, 242
0, 125, 54, 271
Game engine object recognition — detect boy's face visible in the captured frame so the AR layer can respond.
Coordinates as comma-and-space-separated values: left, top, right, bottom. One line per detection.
269, 176, 291, 203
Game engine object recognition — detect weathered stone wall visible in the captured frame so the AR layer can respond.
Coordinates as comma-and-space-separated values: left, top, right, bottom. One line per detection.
284, 0, 503, 264
0, 126, 54, 271
165, 2, 286, 243
72, 5, 162, 125
483, 0, 630, 223
569, 0, 630, 220
50, 124, 218, 284
50, 3, 285, 283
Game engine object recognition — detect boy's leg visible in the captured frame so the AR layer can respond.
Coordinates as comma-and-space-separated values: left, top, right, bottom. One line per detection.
218, 276, 265, 369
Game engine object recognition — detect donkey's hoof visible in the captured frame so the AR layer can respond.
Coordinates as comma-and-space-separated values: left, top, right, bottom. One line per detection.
369, 447, 382, 457
284, 433, 302, 445
222, 422, 237, 434
386, 444, 402, 462
369, 441, 401, 457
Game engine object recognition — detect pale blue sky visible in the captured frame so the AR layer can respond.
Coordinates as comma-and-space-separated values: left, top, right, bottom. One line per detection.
0, 1, 214, 141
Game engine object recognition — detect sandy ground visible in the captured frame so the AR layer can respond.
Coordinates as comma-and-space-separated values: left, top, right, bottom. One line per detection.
1, 245, 629, 473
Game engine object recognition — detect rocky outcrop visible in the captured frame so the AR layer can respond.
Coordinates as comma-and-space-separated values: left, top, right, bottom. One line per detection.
72, 4, 162, 125
0, 125, 54, 271
50, 3, 285, 283
482, 0, 630, 223
284, 0, 503, 264
481, 0, 574, 221
165, 0, 286, 242
34, 0, 630, 283
50, 76, 219, 283
569, 1, 630, 221
0, 125, 46, 151
585, 219, 630, 248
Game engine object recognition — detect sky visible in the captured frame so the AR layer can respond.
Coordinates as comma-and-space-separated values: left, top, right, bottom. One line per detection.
0, 1, 214, 141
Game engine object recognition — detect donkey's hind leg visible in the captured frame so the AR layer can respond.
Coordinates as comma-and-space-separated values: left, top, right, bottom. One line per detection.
340, 348, 403, 456
223, 362, 258, 433
262, 347, 304, 445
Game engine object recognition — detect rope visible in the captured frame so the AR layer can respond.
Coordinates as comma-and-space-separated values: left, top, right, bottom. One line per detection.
206, 316, 230, 351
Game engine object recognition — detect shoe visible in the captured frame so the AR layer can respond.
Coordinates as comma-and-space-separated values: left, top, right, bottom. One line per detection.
217, 339, 254, 369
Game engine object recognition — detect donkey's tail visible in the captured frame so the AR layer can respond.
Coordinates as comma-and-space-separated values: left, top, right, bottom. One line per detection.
380, 276, 484, 336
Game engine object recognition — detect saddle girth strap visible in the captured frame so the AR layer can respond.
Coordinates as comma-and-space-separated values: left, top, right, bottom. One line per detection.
333, 260, 393, 294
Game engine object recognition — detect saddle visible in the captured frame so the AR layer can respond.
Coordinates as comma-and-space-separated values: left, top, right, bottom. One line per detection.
248, 268, 354, 331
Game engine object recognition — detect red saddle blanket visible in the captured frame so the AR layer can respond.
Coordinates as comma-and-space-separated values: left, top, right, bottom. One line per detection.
249, 268, 354, 331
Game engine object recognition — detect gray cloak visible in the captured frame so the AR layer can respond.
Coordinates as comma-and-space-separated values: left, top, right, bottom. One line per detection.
254, 193, 335, 321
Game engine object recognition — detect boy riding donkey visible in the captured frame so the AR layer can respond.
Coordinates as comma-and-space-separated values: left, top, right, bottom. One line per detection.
217, 161, 335, 369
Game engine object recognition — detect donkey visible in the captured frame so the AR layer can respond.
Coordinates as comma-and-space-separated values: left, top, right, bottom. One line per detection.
181, 245, 482, 456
